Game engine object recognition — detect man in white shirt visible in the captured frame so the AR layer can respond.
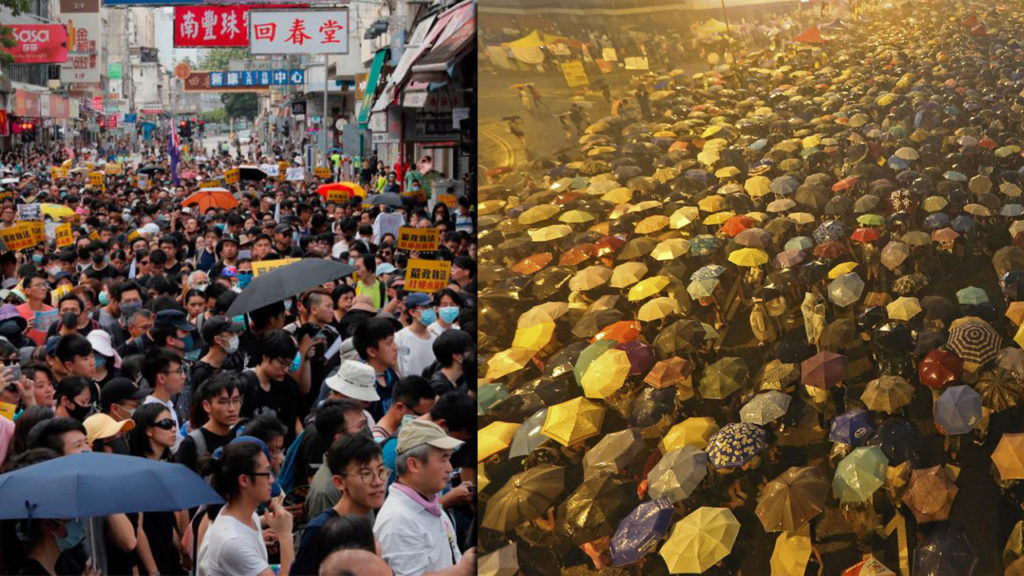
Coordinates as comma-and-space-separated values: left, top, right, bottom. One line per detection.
373, 420, 475, 576
393, 292, 437, 378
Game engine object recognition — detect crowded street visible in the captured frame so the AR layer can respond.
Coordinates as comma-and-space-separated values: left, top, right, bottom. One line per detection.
479, 0, 1024, 574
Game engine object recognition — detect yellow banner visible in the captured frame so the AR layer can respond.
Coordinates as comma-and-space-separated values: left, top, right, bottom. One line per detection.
252, 257, 301, 277
397, 227, 440, 252
438, 194, 457, 209
55, 222, 73, 248
0, 401, 15, 421
314, 167, 332, 179
105, 163, 123, 175
561, 60, 590, 88
50, 166, 68, 180
89, 171, 105, 188
224, 168, 240, 185
405, 258, 450, 293
0, 221, 45, 251
200, 180, 222, 189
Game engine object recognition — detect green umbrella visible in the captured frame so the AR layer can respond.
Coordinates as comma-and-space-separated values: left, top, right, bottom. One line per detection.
700, 357, 749, 399
833, 446, 888, 503
479, 382, 510, 415
482, 464, 566, 533
573, 339, 617, 386
955, 286, 989, 306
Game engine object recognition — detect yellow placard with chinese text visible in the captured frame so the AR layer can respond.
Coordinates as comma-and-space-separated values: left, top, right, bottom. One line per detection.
88, 172, 104, 188
404, 259, 450, 293
55, 222, 73, 248
224, 168, 240, 185
561, 60, 590, 88
314, 167, 331, 179
252, 258, 301, 277
438, 194, 457, 209
0, 221, 45, 251
50, 166, 68, 180
105, 163, 123, 175
200, 180, 221, 189
397, 227, 440, 252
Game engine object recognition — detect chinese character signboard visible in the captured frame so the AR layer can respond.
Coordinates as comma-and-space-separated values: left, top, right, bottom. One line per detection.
224, 168, 240, 184
174, 6, 309, 48
405, 259, 451, 293
252, 258, 301, 277
88, 171, 104, 188
55, 223, 73, 248
397, 227, 440, 252
60, 6, 100, 85
0, 221, 46, 252
561, 60, 589, 88
249, 10, 349, 55
1, 25, 68, 64
182, 69, 304, 92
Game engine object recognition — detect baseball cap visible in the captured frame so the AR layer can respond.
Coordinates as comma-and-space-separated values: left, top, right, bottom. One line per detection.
396, 420, 463, 455
325, 360, 380, 402
156, 309, 197, 332
274, 223, 292, 235
202, 315, 244, 344
404, 292, 432, 308
83, 412, 135, 445
100, 377, 148, 413
377, 263, 397, 275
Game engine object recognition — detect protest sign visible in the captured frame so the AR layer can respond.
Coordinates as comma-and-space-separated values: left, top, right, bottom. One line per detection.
405, 258, 450, 293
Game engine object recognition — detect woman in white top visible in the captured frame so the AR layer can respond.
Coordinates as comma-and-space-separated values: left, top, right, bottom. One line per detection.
197, 441, 294, 576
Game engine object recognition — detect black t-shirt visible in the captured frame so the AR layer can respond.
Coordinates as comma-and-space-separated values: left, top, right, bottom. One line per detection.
189, 360, 221, 391
143, 510, 186, 575
239, 370, 300, 445
451, 436, 476, 472
17, 558, 49, 575
175, 427, 233, 472
105, 512, 139, 575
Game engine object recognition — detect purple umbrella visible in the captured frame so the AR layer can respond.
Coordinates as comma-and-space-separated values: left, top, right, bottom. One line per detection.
829, 408, 874, 445
775, 249, 807, 268
610, 498, 675, 566
935, 385, 983, 436
801, 350, 849, 389
614, 341, 657, 377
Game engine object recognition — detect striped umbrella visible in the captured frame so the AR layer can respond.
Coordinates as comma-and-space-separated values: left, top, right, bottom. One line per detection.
947, 317, 1001, 367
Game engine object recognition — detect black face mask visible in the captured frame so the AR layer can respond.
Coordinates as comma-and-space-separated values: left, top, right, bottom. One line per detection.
61, 312, 79, 328
66, 401, 91, 422
108, 436, 131, 456
77, 248, 90, 261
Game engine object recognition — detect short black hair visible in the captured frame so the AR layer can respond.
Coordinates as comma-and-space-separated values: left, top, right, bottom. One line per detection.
315, 514, 376, 564
432, 329, 473, 367
332, 284, 354, 304
26, 417, 86, 455
191, 372, 241, 427
55, 376, 93, 404
325, 432, 382, 476
141, 347, 182, 390
430, 392, 474, 436
149, 249, 167, 265
258, 330, 297, 364
113, 281, 143, 303
352, 317, 396, 361
392, 375, 435, 407
452, 256, 475, 277
315, 398, 364, 441
55, 334, 92, 365
359, 253, 376, 274
243, 413, 288, 445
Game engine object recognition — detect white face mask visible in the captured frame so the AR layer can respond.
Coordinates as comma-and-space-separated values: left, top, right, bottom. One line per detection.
223, 334, 239, 354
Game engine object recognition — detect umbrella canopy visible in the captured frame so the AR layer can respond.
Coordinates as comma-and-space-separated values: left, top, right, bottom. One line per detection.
542, 397, 606, 446
830, 409, 874, 445
862, 375, 915, 413
833, 446, 888, 503
700, 357, 749, 399
755, 466, 829, 533
801, 350, 848, 389
956, 286, 989, 306
482, 464, 566, 533
993, 433, 1024, 480
638, 297, 679, 321
479, 543, 519, 576
558, 474, 638, 545
648, 445, 709, 502
919, 348, 963, 389
706, 422, 766, 468
740, 390, 792, 425
0, 452, 222, 519
610, 498, 675, 567
947, 317, 1001, 368
728, 247, 770, 267
975, 368, 1023, 412
581, 348, 631, 399
609, 261, 649, 288
182, 190, 238, 212
509, 408, 548, 458
935, 385, 982, 435
644, 357, 695, 389
570, 265, 613, 292
479, 421, 522, 461
914, 528, 977, 576
887, 296, 922, 321
660, 507, 740, 574
660, 417, 719, 452
881, 241, 910, 270
226, 259, 356, 317
770, 526, 813, 576
582, 428, 646, 479
902, 466, 958, 523
828, 273, 865, 307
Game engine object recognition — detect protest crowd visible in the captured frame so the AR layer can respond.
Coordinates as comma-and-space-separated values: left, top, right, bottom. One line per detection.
0, 132, 477, 576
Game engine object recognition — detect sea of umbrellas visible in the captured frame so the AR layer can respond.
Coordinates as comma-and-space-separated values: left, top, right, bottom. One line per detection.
477, 2, 1024, 575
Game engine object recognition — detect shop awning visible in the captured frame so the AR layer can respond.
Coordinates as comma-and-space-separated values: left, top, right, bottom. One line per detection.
358, 49, 389, 129
379, 13, 438, 99
411, 0, 476, 82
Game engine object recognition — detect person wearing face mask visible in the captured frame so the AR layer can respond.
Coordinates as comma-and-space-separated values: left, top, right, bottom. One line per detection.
99, 376, 148, 423
11, 477, 98, 576
53, 376, 95, 422
394, 293, 438, 380
94, 281, 142, 349
86, 330, 121, 388
191, 316, 243, 389
428, 289, 462, 338
82, 248, 112, 281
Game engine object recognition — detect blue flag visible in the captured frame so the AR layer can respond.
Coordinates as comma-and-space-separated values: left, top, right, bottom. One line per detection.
168, 129, 180, 186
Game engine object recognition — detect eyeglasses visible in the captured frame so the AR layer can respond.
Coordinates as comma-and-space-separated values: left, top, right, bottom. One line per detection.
214, 396, 243, 406
152, 418, 176, 430
340, 467, 391, 484
248, 471, 275, 481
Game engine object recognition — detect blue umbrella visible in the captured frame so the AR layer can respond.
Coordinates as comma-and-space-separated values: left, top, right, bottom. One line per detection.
829, 408, 874, 445
924, 213, 950, 229
935, 385, 983, 436
610, 498, 675, 566
887, 155, 911, 171
914, 527, 977, 576
943, 171, 968, 182
706, 422, 766, 468
868, 418, 924, 466
951, 214, 976, 233
691, 264, 727, 281
690, 235, 721, 256
0, 452, 222, 519
813, 221, 846, 243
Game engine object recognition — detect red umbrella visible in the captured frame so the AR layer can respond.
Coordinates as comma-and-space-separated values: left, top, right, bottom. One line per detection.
180, 171, 199, 180
721, 215, 754, 237
594, 235, 627, 258
918, 348, 963, 389
832, 176, 858, 192
813, 241, 849, 259
850, 228, 880, 243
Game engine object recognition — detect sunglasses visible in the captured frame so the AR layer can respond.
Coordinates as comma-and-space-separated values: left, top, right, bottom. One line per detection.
152, 419, 176, 430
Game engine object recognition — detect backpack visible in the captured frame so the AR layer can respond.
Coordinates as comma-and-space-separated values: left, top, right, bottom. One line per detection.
276, 428, 306, 493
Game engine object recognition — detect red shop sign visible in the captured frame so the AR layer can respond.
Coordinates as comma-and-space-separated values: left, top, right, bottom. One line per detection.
2, 24, 68, 64
174, 5, 304, 48
15, 91, 41, 117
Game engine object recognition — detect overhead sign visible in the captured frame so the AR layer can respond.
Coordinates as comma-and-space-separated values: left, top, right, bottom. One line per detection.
2, 25, 69, 64
60, 11, 101, 84
181, 70, 304, 92
174, 5, 302, 47
286, 167, 305, 181
248, 10, 350, 55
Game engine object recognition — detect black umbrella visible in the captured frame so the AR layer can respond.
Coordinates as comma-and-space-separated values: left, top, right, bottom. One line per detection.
239, 165, 268, 181
366, 193, 405, 209
868, 418, 924, 466
138, 165, 165, 174
226, 259, 356, 317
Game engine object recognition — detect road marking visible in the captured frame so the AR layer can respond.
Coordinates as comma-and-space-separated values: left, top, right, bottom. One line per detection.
480, 122, 517, 168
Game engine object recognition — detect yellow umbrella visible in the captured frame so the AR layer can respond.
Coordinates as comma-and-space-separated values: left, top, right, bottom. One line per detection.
704, 138, 729, 150
479, 200, 506, 215
715, 166, 741, 179
744, 175, 772, 198
670, 207, 699, 228
887, 297, 922, 321
628, 276, 671, 301
789, 212, 816, 225
728, 247, 769, 267
702, 124, 725, 138
1015, 323, 1024, 349
518, 303, 568, 328
486, 347, 537, 380
559, 210, 596, 224
630, 201, 663, 214
660, 507, 740, 574
569, 265, 612, 292
518, 204, 560, 225
541, 397, 606, 446
652, 238, 692, 261
698, 149, 721, 166
581, 348, 631, 398
770, 526, 813, 576
703, 211, 735, 226
698, 196, 725, 213
529, 224, 573, 242
828, 261, 859, 279
610, 262, 649, 288
478, 421, 522, 461
638, 297, 679, 321
602, 187, 634, 204
41, 203, 76, 220
801, 134, 821, 149
636, 215, 670, 234
1007, 301, 1024, 326
609, 204, 634, 221
654, 167, 681, 183
512, 321, 555, 352
660, 417, 720, 452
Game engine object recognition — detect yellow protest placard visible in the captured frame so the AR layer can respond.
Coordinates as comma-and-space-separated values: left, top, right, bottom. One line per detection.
397, 227, 440, 252
50, 166, 68, 180
0, 401, 16, 421
88, 171, 104, 188
137, 174, 150, 190
105, 163, 123, 175
0, 221, 45, 251
326, 189, 351, 203
88, 229, 99, 241
438, 194, 457, 209
405, 259, 450, 293
278, 161, 290, 182
225, 168, 240, 185
314, 167, 332, 179
561, 60, 590, 88
55, 222, 73, 248
252, 258, 301, 277
200, 180, 222, 189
